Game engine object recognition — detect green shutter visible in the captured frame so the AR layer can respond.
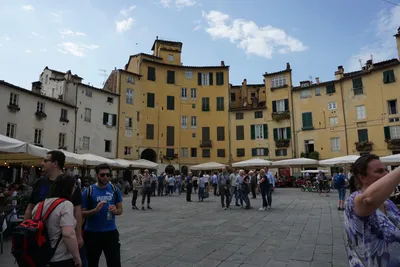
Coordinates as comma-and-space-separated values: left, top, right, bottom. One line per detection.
384, 126, 391, 140
284, 99, 289, 111
273, 128, 278, 140
357, 129, 368, 142
308, 113, 313, 127
263, 124, 268, 139
272, 101, 277, 112
286, 127, 291, 139
263, 148, 269, 156
383, 70, 395, 83
198, 73, 202, 85
252, 148, 257, 156
352, 77, 362, 88
220, 72, 224, 85
209, 73, 213, 85
302, 113, 307, 128
302, 112, 313, 129
326, 84, 335, 94
250, 125, 255, 140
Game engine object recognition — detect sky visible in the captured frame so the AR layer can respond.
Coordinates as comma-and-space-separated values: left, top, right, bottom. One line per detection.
1, 0, 400, 89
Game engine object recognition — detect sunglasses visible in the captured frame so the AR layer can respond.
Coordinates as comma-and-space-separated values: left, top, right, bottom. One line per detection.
99, 173, 111, 178
43, 159, 53, 163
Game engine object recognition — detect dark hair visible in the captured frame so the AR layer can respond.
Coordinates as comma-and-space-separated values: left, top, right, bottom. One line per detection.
349, 154, 380, 193
47, 151, 66, 169
50, 173, 76, 200
95, 163, 111, 174
338, 167, 344, 173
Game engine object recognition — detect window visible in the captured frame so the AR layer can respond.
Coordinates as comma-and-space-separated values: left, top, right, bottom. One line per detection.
148, 66, 156, 81
388, 100, 398, 115
329, 117, 338, 126
61, 109, 68, 120
181, 88, 187, 99
192, 104, 196, 109
126, 89, 133, 104
107, 97, 114, 103
251, 124, 268, 140
252, 148, 269, 156
254, 111, 263, 118
124, 147, 132, 156
273, 127, 291, 140
230, 93, 236, 102
167, 70, 175, 84
84, 108, 91, 122
272, 99, 289, 112
217, 149, 226, 157
190, 116, 197, 129
146, 124, 154, 140
86, 90, 92, 97
383, 70, 395, 84
275, 149, 287, 157
125, 117, 132, 137
192, 133, 196, 138
202, 97, 210, 111
147, 93, 155, 108
34, 129, 42, 145
167, 96, 175, 110
103, 113, 117, 126
236, 113, 244, 120
37, 102, 45, 112
236, 125, 244, 140
315, 88, 321, 96
166, 126, 174, 146
217, 126, 225, 141
302, 112, 313, 130
198, 72, 213, 86
190, 88, 197, 100
300, 90, 311, 99
389, 126, 400, 139
181, 116, 188, 128
166, 149, 174, 158
191, 148, 197, 157
216, 72, 224, 85
127, 76, 134, 84
330, 137, 340, 151
104, 140, 112, 153
202, 149, 211, 158
216, 97, 224, 111
358, 129, 369, 142
6, 123, 16, 138
328, 102, 337, 110
9, 93, 18, 106
58, 133, 66, 148
45, 74, 48, 84
168, 54, 174, 62
185, 70, 193, 79
356, 105, 366, 120
352, 77, 363, 95
82, 136, 90, 150
271, 75, 286, 88
326, 83, 336, 94
181, 148, 188, 158
237, 148, 245, 157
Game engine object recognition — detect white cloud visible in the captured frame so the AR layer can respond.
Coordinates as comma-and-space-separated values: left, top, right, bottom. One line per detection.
202, 10, 306, 59
25, 49, 32, 53
160, 0, 197, 8
50, 11, 62, 17
193, 20, 202, 31
120, 5, 136, 16
58, 42, 99, 57
31, 32, 44, 39
21, 5, 34, 11
347, 6, 400, 71
116, 17, 135, 33
2, 36, 10, 41
59, 29, 86, 37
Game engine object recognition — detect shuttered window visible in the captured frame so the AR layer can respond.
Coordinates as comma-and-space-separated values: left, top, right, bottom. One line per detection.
383, 70, 395, 84
147, 93, 155, 108
326, 84, 336, 94
146, 124, 154, 140
357, 129, 369, 142
216, 97, 224, 111
147, 66, 156, 81
167, 70, 175, 84
216, 72, 224, 85
166, 126, 174, 146
217, 126, 225, 141
202, 97, 210, 111
236, 126, 244, 140
167, 96, 175, 110
302, 112, 313, 130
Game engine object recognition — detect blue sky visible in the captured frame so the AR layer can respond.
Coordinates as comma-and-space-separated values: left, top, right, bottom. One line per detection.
1, 0, 399, 89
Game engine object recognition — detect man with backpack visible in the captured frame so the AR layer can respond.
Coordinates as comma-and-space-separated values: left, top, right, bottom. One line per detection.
82, 163, 123, 267
333, 167, 347, 210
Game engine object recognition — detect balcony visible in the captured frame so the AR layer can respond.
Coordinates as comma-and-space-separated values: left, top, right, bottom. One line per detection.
387, 139, 400, 150
35, 111, 47, 120
272, 110, 290, 121
163, 154, 178, 160
300, 151, 319, 160
275, 139, 290, 148
60, 117, 69, 123
229, 101, 266, 111
200, 140, 212, 148
8, 104, 20, 113
355, 141, 373, 152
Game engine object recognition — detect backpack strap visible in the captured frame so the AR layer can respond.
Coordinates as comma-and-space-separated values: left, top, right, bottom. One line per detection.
110, 184, 118, 204
41, 198, 67, 221
34, 201, 46, 221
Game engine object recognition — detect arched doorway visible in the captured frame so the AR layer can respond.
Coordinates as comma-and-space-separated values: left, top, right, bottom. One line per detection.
141, 149, 157, 163
181, 166, 188, 176
165, 165, 175, 175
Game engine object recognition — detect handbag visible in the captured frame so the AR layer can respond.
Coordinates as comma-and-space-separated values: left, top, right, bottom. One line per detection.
202, 191, 209, 199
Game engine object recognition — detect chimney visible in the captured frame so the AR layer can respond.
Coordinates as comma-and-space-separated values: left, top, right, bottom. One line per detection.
395, 27, 400, 60
221, 60, 225, 67
335, 65, 344, 80
286, 62, 291, 70
315, 77, 320, 84
156, 36, 158, 40
242, 79, 247, 87
366, 59, 373, 70
31, 81, 42, 94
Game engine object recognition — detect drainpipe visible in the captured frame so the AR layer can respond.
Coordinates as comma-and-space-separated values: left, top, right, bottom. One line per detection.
339, 80, 349, 155
116, 71, 121, 159
227, 75, 232, 166
289, 75, 297, 158
73, 82, 78, 153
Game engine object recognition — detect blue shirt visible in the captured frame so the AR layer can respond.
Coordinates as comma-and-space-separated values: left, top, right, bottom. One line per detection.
212, 175, 218, 184
82, 183, 123, 232
266, 171, 275, 186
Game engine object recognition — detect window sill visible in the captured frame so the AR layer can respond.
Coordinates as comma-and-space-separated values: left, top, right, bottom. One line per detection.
302, 127, 314, 131
383, 81, 395, 84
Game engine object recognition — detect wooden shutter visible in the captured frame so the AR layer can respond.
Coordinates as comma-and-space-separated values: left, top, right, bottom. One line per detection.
198, 73, 202, 85
273, 128, 278, 140
146, 124, 154, 139
384, 126, 391, 140
272, 101, 277, 112
217, 126, 225, 141
250, 125, 255, 140
302, 113, 313, 128
167, 96, 174, 110
284, 99, 289, 111
166, 126, 174, 146
307, 113, 313, 127
103, 113, 108, 125
147, 67, 155, 81
147, 93, 154, 107
220, 72, 224, 85
352, 77, 362, 88
217, 97, 224, 111
112, 114, 117, 126
263, 124, 268, 139
236, 126, 244, 140
357, 129, 368, 142
263, 148, 269, 156
202, 127, 210, 141
167, 70, 175, 84
252, 148, 257, 156
326, 84, 336, 94
286, 127, 291, 139
209, 72, 213, 85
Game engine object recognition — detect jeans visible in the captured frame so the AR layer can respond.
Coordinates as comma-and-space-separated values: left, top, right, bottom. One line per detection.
230, 186, 238, 205
242, 190, 250, 207
260, 185, 267, 207
238, 188, 244, 206
151, 183, 156, 196
168, 185, 174, 195
131, 190, 138, 207
80, 244, 88, 267
186, 184, 192, 201
48, 259, 75, 267
213, 183, 218, 195
157, 183, 164, 196
85, 230, 121, 267
251, 183, 257, 198
177, 184, 182, 195
219, 185, 230, 208
338, 188, 346, 201
142, 188, 151, 206
266, 185, 273, 207
198, 187, 205, 201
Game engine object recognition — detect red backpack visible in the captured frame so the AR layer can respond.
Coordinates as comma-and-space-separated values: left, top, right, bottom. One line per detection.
11, 198, 66, 267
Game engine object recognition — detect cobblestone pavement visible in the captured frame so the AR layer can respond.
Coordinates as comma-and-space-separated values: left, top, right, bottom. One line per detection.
0, 188, 349, 267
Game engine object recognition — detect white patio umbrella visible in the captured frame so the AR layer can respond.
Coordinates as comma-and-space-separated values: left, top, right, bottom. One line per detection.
300, 170, 328, 173
271, 158, 318, 167
380, 154, 400, 165
79, 153, 120, 167
0, 134, 27, 153
114, 159, 158, 169
232, 158, 273, 168
190, 162, 226, 171
318, 155, 360, 166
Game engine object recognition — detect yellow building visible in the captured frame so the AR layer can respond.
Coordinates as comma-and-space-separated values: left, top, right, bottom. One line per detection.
120, 38, 229, 174
229, 63, 294, 163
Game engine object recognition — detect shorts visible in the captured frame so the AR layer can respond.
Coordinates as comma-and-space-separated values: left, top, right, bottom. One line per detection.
338, 188, 346, 201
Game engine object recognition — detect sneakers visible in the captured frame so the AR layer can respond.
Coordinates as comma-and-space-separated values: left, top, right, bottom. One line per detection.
147, 206, 152, 210
259, 207, 266, 211
142, 207, 145, 210
132, 206, 139, 210
223, 207, 227, 210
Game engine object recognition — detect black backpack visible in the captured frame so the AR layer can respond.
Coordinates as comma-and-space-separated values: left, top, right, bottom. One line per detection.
11, 198, 66, 267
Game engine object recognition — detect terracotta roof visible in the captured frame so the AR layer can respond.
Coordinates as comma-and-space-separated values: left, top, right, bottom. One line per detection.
75, 82, 120, 96
0, 80, 76, 108
264, 68, 292, 77
142, 58, 229, 69
151, 39, 183, 51
43, 66, 83, 79
124, 53, 163, 70
117, 69, 142, 77
343, 58, 399, 79
292, 80, 336, 91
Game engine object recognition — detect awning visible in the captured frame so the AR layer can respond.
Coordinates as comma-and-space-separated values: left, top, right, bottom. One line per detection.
232, 158, 273, 167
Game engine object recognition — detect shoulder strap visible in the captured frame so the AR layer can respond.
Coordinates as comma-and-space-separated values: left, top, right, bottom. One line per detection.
41, 198, 67, 221
34, 201, 46, 221
110, 184, 118, 204
87, 184, 93, 198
